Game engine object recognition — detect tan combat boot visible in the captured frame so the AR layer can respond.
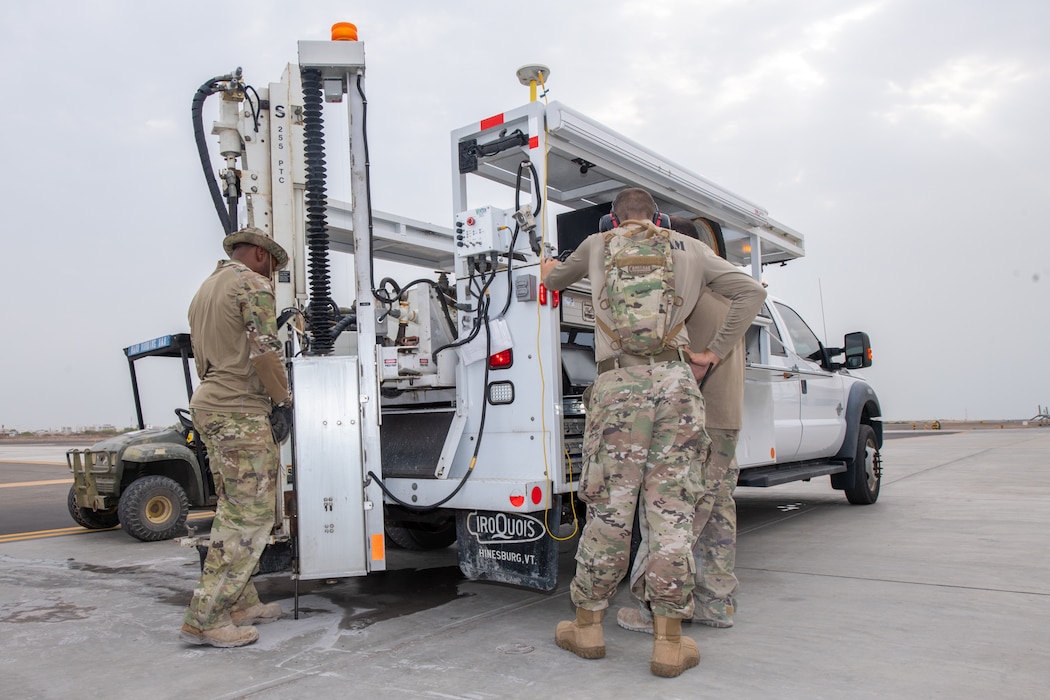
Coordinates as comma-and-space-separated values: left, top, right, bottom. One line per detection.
555, 607, 606, 659
650, 615, 700, 677
616, 606, 654, 634
180, 623, 259, 648
231, 602, 283, 625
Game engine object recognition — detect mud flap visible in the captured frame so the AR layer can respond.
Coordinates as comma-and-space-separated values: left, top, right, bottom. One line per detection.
195, 540, 294, 575
456, 496, 561, 592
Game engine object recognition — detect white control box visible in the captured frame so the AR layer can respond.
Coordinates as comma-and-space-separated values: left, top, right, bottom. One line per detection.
454, 206, 510, 256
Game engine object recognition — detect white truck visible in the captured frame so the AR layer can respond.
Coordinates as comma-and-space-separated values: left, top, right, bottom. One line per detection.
176, 28, 882, 596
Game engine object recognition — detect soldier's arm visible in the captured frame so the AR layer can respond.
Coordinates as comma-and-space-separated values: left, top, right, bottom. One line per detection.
241, 277, 291, 407
699, 253, 767, 360
541, 236, 593, 291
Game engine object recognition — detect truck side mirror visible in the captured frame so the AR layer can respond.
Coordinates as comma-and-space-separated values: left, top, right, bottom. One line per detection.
844, 331, 872, 369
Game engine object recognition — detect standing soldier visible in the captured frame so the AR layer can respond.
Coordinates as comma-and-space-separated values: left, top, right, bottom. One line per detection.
180, 227, 292, 648
540, 189, 765, 677
619, 216, 748, 637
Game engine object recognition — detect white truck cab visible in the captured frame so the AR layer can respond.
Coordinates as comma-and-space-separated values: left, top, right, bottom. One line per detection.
739, 298, 881, 504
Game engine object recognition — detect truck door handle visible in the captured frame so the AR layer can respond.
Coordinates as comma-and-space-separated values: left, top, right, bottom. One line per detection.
801, 379, 808, 394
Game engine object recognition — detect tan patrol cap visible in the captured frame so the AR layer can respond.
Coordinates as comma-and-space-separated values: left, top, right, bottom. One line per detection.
222, 227, 289, 270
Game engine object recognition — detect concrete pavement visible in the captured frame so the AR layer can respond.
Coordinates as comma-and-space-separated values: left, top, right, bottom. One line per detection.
1, 429, 1048, 699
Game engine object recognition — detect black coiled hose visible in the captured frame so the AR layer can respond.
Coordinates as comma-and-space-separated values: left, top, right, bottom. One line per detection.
301, 68, 336, 355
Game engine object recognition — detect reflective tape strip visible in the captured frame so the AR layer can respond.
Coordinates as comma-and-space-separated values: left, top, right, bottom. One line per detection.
480, 113, 504, 131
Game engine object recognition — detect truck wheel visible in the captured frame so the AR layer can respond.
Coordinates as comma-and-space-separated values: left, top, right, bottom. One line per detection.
845, 424, 881, 505
385, 519, 457, 550
67, 485, 120, 529
118, 475, 190, 541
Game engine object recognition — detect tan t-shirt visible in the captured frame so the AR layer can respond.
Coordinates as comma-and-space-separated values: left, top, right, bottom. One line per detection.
688, 292, 745, 430
544, 220, 765, 364
188, 260, 284, 415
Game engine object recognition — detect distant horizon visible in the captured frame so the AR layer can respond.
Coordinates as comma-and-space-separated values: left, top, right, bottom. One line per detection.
5, 415, 1049, 438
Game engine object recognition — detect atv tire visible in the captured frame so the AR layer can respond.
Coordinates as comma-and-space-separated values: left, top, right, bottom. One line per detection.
67, 485, 120, 529
118, 475, 189, 541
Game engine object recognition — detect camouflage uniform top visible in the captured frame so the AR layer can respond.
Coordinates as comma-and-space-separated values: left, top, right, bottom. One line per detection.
188, 259, 284, 415
544, 220, 766, 363
688, 292, 746, 430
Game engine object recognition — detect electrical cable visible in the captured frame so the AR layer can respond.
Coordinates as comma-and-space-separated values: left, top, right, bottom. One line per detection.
544, 448, 579, 541
366, 292, 494, 511
431, 252, 499, 357
354, 73, 399, 307
245, 85, 263, 133
531, 99, 578, 539
500, 159, 544, 316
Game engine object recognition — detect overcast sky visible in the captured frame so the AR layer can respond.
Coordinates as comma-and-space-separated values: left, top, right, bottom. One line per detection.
1, 0, 1046, 430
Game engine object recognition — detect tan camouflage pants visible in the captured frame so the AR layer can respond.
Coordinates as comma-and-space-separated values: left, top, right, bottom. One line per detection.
630, 428, 739, 621
570, 362, 707, 619
184, 410, 277, 630
692, 428, 740, 618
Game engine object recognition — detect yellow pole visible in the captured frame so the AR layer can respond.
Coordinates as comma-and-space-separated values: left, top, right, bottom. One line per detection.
530, 79, 538, 102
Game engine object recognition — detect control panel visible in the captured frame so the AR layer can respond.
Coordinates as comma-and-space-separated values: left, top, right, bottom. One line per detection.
454, 206, 511, 256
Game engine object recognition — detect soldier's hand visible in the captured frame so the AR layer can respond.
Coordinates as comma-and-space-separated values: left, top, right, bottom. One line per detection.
684, 348, 719, 381
540, 257, 560, 281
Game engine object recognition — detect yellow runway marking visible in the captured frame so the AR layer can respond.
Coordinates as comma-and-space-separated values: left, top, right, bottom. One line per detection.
0, 460, 67, 466
0, 525, 116, 543
0, 478, 74, 488
0, 511, 215, 544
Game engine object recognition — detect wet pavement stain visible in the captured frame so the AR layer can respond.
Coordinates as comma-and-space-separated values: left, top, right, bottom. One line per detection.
254, 565, 471, 630
0, 602, 94, 623
66, 560, 147, 576
63, 553, 471, 628
159, 591, 193, 607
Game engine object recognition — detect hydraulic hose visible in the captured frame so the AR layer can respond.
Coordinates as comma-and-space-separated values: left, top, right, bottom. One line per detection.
192, 76, 234, 234
301, 68, 336, 354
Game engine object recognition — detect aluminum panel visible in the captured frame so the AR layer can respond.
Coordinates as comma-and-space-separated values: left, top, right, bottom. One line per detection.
293, 356, 368, 579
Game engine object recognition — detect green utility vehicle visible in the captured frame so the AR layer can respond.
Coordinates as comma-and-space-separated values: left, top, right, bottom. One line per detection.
66, 334, 216, 541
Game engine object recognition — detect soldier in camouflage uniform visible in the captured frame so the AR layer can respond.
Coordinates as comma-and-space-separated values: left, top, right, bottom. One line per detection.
180, 227, 292, 648
620, 216, 749, 635
541, 189, 765, 677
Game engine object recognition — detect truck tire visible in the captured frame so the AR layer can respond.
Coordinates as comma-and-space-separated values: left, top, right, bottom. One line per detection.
67, 485, 120, 529
845, 424, 881, 505
385, 519, 457, 550
118, 475, 190, 541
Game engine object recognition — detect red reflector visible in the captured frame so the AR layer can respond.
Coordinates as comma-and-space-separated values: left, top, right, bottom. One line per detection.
489, 349, 512, 368
551, 290, 560, 308
480, 113, 505, 131
509, 493, 525, 508
531, 486, 543, 505
528, 135, 539, 149
538, 283, 548, 305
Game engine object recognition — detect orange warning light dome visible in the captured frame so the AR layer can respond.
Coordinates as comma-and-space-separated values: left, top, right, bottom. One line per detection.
331, 22, 358, 41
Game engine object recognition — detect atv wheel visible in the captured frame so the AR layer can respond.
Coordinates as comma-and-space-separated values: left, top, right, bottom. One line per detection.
118, 475, 189, 541
67, 485, 120, 529
385, 518, 457, 550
